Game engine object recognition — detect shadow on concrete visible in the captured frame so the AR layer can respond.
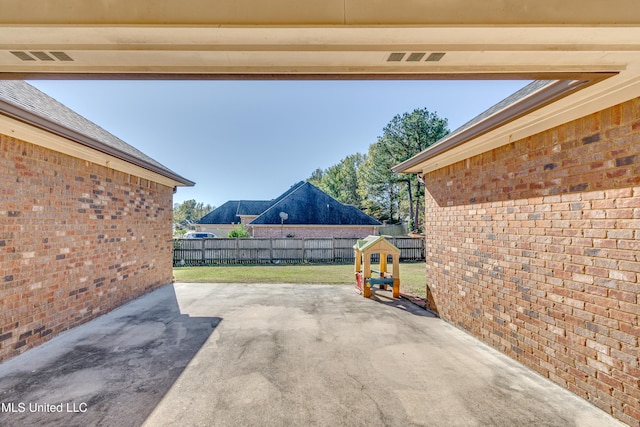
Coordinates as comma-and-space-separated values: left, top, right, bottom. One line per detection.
368, 289, 436, 317
0, 283, 625, 427
0, 284, 219, 427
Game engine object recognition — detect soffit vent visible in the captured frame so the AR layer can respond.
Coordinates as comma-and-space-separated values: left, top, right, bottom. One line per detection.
387, 52, 446, 63
387, 52, 406, 62
10, 51, 35, 61
10, 51, 74, 62
50, 52, 74, 61
30, 51, 55, 61
406, 52, 426, 62
425, 52, 446, 62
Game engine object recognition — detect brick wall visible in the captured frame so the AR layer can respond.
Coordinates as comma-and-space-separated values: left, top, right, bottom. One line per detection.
0, 134, 174, 362
252, 226, 378, 238
423, 98, 640, 425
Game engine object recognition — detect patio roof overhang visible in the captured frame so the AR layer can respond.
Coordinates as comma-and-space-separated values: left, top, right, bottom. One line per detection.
0, 1, 639, 175
0, 0, 638, 80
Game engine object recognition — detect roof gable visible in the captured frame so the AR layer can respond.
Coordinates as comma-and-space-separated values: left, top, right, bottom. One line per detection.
250, 182, 380, 226
197, 184, 306, 224
198, 199, 272, 224
198, 201, 241, 224
236, 200, 273, 216
0, 80, 193, 186
198, 181, 380, 226
392, 78, 605, 174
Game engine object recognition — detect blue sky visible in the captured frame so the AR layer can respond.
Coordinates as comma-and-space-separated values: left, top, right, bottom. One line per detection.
29, 80, 529, 208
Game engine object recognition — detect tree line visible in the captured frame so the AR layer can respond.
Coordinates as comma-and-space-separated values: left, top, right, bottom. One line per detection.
308, 108, 449, 233
173, 107, 449, 234
173, 200, 213, 225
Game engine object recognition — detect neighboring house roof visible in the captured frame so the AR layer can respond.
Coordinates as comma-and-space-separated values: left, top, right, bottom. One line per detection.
251, 182, 381, 226
0, 80, 194, 186
235, 200, 274, 216
198, 181, 303, 224
199, 181, 380, 227
199, 199, 273, 224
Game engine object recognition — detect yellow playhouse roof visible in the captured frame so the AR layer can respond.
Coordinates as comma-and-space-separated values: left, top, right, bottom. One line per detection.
353, 235, 400, 254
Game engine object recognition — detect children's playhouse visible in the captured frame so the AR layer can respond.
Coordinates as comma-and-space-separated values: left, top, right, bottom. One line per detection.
354, 235, 400, 298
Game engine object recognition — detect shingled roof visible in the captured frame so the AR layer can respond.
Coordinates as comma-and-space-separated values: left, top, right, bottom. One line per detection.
199, 181, 380, 227
251, 182, 381, 226
392, 79, 596, 174
198, 182, 306, 224
0, 80, 193, 186
198, 200, 273, 224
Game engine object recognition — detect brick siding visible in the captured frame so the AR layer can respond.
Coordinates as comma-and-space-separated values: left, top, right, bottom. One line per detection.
0, 134, 174, 362
252, 226, 378, 239
422, 98, 640, 425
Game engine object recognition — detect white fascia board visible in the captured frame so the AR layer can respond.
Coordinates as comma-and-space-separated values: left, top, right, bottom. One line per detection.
0, 113, 186, 188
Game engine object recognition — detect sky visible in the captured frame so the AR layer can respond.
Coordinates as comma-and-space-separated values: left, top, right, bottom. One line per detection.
28, 79, 529, 208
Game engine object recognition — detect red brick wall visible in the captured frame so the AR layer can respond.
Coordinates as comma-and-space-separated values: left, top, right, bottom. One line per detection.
423, 98, 640, 425
0, 134, 174, 362
252, 226, 378, 238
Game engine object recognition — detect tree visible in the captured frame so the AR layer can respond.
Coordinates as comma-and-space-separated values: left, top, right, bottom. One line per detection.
307, 168, 324, 188
173, 199, 213, 225
228, 224, 250, 238
318, 153, 366, 206
357, 142, 401, 222
375, 108, 449, 231
307, 108, 448, 229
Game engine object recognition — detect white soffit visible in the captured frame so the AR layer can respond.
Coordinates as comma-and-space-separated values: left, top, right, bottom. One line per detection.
0, 26, 637, 77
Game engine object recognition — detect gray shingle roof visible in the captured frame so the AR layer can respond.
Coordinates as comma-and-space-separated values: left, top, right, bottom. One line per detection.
198, 200, 273, 224
251, 182, 381, 226
198, 182, 307, 224
447, 80, 552, 137
236, 200, 275, 216
0, 80, 193, 186
198, 181, 380, 227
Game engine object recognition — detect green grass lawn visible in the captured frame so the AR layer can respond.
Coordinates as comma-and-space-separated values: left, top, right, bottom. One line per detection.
173, 262, 427, 299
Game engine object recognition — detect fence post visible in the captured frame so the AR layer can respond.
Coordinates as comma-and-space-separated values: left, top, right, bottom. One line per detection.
234, 238, 238, 264
332, 237, 336, 263
201, 238, 206, 265
269, 238, 273, 263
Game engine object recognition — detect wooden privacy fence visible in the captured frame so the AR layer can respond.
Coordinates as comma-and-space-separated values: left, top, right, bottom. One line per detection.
173, 237, 425, 266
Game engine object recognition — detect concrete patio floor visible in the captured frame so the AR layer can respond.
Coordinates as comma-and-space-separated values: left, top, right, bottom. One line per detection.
0, 283, 626, 427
